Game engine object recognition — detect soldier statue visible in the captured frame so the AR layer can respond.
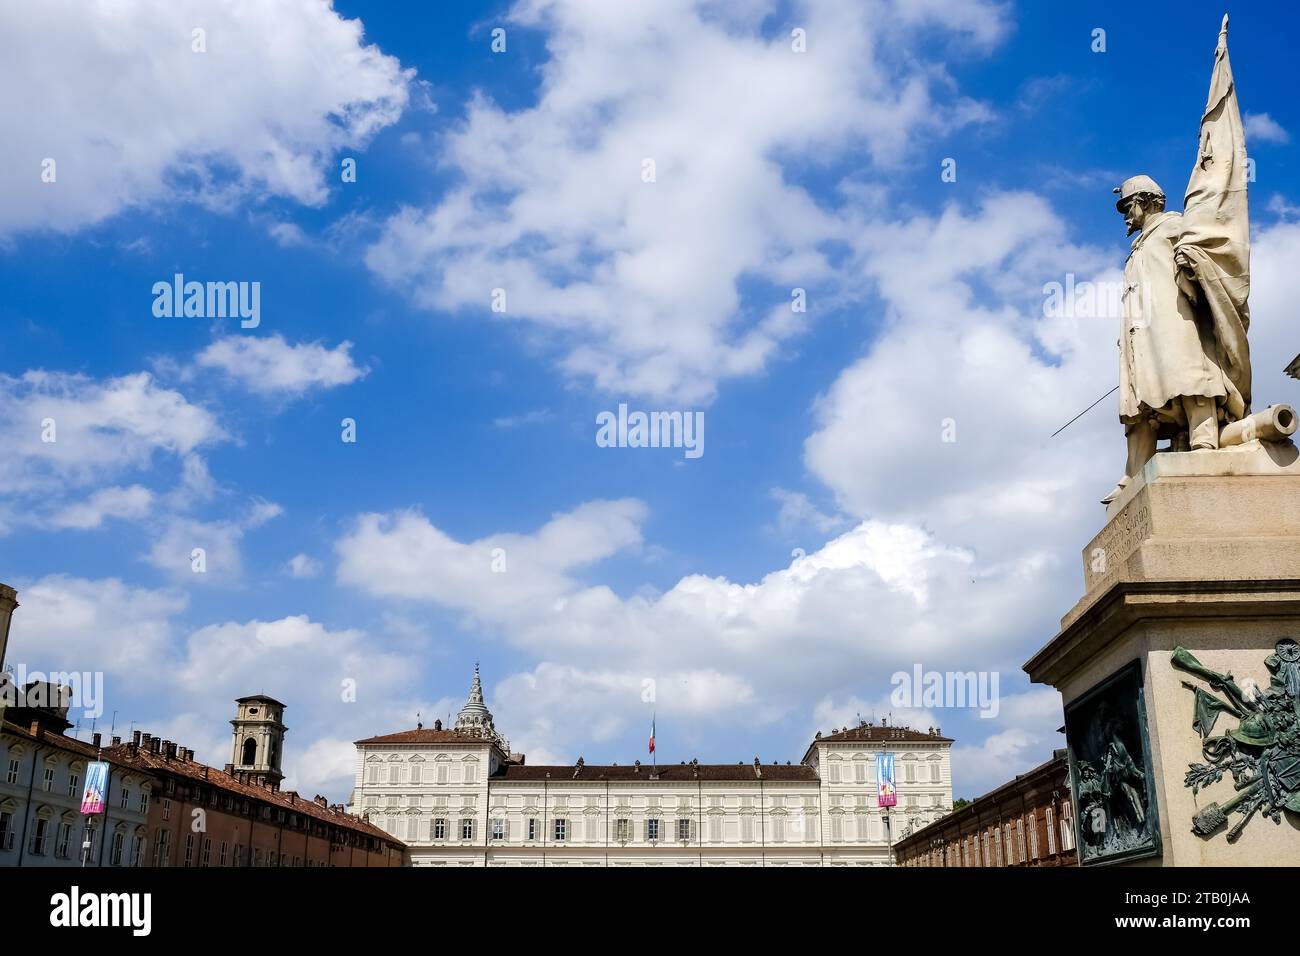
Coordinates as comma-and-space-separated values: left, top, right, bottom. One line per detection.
1104, 16, 1254, 504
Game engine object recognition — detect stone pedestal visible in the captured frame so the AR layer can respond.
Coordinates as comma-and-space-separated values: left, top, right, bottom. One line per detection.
1024, 441, 1300, 866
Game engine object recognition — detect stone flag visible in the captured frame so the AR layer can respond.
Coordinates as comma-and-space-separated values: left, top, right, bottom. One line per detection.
1176, 15, 1252, 420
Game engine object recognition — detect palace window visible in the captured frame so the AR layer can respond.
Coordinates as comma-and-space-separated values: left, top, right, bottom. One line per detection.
138, 791, 149, 814
645, 818, 660, 842
1060, 802, 1076, 852
677, 818, 691, 842
460, 818, 475, 840
30, 817, 49, 855
491, 818, 505, 841
57, 821, 72, 859
131, 832, 145, 866
119, 787, 130, 809
184, 833, 195, 866
5, 758, 18, 785
433, 817, 447, 840
202, 837, 212, 867
615, 818, 631, 841
554, 818, 568, 841
110, 830, 125, 865
42, 767, 54, 792
67, 771, 80, 798
1046, 806, 1057, 855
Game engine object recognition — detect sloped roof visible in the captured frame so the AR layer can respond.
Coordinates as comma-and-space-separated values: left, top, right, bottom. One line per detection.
355, 727, 501, 747
101, 743, 401, 845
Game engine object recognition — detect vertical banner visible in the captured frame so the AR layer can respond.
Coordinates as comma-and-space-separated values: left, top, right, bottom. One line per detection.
876, 752, 897, 808
80, 761, 109, 815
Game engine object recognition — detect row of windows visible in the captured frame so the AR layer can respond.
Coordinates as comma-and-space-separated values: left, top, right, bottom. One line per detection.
380, 813, 904, 845
903, 802, 1077, 867
365, 762, 478, 785
825, 762, 944, 784
3, 756, 150, 813
0, 811, 145, 865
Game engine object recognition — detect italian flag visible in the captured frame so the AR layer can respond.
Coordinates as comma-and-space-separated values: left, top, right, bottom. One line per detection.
648, 717, 656, 754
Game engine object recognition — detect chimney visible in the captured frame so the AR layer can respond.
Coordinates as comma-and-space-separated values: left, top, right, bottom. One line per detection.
92, 732, 102, 748
141, 733, 152, 750
131, 730, 141, 752
111, 735, 122, 747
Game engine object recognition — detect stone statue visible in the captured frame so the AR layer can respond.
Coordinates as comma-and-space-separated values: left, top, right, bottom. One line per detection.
1103, 16, 1294, 504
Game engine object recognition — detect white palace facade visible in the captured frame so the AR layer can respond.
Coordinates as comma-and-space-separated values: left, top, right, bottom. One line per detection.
348, 668, 955, 866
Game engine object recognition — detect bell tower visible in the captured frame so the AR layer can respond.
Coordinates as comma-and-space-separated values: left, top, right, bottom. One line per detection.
229, 695, 287, 789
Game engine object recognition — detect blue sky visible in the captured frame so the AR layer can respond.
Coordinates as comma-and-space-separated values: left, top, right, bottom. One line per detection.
2, 0, 1298, 802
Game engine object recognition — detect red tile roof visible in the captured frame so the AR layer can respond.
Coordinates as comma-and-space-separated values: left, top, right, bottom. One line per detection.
815, 725, 953, 744
101, 743, 402, 846
355, 727, 502, 747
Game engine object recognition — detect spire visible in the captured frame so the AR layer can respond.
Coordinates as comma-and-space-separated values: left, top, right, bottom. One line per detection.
453, 663, 508, 752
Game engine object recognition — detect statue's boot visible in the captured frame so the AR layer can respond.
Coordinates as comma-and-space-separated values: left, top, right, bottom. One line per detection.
1101, 476, 1129, 505
1184, 395, 1219, 450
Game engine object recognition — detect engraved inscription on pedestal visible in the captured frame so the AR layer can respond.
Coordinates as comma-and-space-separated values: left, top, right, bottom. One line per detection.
1083, 498, 1152, 594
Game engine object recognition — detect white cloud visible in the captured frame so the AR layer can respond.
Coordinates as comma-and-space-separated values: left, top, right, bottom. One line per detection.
770, 487, 845, 537
267, 222, 311, 248
1244, 111, 1290, 145
336, 499, 647, 613
286, 553, 323, 579
366, 0, 1006, 402
49, 484, 155, 530
0, 371, 226, 527
492, 409, 554, 429
0, 0, 412, 236
146, 498, 282, 583
949, 688, 1064, 797
8, 575, 187, 676
195, 335, 368, 396
336, 500, 1041, 763
168, 614, 420, 792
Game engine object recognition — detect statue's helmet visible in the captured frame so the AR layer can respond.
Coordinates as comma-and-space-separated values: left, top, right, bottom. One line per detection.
1113, 175, 1165, 211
